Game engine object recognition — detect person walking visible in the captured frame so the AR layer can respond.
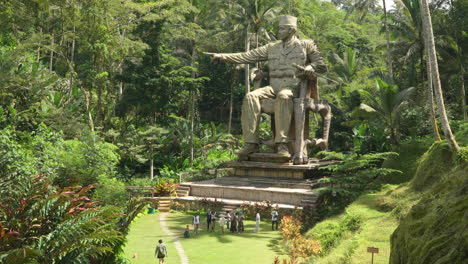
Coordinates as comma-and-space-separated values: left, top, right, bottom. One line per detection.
155, 239, 168, 264
271, 210, 279, 230
192, 212, 200, 234
254, 212, 261, 233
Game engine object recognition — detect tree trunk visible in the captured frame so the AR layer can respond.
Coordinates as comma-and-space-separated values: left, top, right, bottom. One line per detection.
427, 65, 441, 141
244, 28, 251, 94
382, 0, 393, 78
82, 88, 95, 131
69, 26, 76, 97
150, 158, 154, 180
419, 0, 459, 151
49, 34, 54, 71
228, 69, 237, 134
461, 73, 466, 121
189, 46, 197, 165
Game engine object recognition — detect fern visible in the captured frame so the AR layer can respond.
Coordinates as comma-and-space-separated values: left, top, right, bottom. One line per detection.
315, 151, 402, 218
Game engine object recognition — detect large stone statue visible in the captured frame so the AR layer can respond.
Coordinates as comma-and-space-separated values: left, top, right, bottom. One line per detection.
205, 16, 327, 158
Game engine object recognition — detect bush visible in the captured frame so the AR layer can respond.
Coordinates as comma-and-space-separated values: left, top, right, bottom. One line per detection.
93, 175, 129, 208
278, 216, 321, 263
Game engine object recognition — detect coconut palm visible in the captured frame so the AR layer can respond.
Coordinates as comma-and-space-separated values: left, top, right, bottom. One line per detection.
359, 78, 415, 144
418, 0, 460, 151
221, 0, 285, 93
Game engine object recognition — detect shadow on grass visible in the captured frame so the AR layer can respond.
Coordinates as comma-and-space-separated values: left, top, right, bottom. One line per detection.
268, 237, 288, 255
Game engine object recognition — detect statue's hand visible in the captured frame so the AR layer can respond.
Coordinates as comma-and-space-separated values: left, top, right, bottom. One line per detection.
292, 63, 316, 79
303, 65, 316, 79
203, 52, 224, 62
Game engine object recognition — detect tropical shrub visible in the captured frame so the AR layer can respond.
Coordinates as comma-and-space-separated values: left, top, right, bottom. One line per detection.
277, 216, 321, 263
316, 151, 401, 218
0, 174, 122, 263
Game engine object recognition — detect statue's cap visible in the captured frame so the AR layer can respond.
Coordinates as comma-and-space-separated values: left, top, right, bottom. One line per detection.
279, 16, 297, 27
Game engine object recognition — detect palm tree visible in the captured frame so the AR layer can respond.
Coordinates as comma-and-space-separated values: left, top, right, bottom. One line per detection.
222, 0, 284, 93
360, 78, 415, 144
418, 0, 460, 151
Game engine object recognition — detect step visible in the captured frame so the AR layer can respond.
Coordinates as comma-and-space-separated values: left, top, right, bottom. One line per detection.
185, 182, 317, 206
213, 176, 316, 189
176, 196, 300, 209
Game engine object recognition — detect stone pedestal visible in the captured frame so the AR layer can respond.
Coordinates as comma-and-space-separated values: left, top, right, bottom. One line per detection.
177, 157, 336, 208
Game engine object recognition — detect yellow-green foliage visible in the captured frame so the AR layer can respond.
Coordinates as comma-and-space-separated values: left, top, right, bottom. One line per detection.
381, 139, 432, 184
389, 162, 468, 264
306, 185, 403, 264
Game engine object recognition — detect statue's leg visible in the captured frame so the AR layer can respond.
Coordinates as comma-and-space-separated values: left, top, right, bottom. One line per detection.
274, 89, 294, 144
293, 98, 306, 164
241, 86, 275, 144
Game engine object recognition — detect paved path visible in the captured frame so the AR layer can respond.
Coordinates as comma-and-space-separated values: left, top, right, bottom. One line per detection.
159, 213, 189, 264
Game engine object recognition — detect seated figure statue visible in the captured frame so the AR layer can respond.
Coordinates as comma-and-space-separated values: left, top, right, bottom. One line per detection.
205, 16, 328, 159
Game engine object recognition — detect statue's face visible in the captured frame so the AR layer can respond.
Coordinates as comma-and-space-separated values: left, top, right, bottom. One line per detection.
278, 25, 296, 40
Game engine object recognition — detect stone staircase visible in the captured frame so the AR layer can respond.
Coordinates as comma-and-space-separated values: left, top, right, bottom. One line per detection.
157, 197, 171, 212
176, 185, 191, 197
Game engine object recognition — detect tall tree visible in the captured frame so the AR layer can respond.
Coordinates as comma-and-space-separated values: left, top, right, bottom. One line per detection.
419, 0, 460, 151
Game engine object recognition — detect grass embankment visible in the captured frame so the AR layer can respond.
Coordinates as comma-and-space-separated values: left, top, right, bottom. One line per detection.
123, 211, 287, 264
306, 126, 468, 264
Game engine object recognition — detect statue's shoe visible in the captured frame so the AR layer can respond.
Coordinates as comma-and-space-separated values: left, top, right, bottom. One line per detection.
276, 143, 290, 157
234, 143, 259, 155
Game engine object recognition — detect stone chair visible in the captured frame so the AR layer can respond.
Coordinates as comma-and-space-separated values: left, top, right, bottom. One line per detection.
253, 68, 331, 165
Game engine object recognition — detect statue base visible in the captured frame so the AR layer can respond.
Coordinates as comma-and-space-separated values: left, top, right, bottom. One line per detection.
237, 152, 291, 163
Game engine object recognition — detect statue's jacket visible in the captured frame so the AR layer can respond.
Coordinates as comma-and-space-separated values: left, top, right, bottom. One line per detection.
220, 37, 327, 94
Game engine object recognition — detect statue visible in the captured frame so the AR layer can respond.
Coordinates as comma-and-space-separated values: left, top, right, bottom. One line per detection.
205, 16, 329, 163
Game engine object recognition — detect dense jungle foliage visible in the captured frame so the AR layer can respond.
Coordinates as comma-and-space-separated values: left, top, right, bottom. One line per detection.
0, 0, 466, 263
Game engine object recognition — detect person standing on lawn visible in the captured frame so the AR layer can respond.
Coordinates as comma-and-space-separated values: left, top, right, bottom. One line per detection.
271, 209, 279, 230
192, 212, 200, 234
226, 211, 231, 230
207, 210, 212, 230
254, 212, 261, 233
155, 239, 168, 264
230, 212, 237, 232
218, 214, 226, 234
238, 213, 245, 233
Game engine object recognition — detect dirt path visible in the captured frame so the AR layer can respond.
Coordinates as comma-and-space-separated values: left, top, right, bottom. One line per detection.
159, 213, 189, 264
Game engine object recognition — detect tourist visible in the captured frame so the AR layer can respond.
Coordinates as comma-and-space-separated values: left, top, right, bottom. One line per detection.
238, 213, 245, 233
230, 212, 237, 232
210, 211, 217, 231
206, 210, 212, 230
192, 212, 200, 234
183, 225, 190, 238
254, 212, 261, 233
154, 239, 168, 264
226, 211, 231, 230
218, 214, 226, 234
271, 210, 279, 230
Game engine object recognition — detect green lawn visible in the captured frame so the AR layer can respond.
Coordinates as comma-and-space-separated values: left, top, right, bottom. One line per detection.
123, 212, 181, 264
123, 211, 287, 264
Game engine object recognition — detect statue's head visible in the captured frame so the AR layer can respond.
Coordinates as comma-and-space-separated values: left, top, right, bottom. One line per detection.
278, 15, 297, 40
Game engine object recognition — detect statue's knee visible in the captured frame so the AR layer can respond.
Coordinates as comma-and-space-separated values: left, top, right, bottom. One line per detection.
276, 90, 293, 100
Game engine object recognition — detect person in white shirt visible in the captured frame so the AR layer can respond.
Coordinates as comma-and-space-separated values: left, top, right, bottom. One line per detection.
218, 215, 226, 234
192, 212, 200, 234
254, 212, 261, 233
